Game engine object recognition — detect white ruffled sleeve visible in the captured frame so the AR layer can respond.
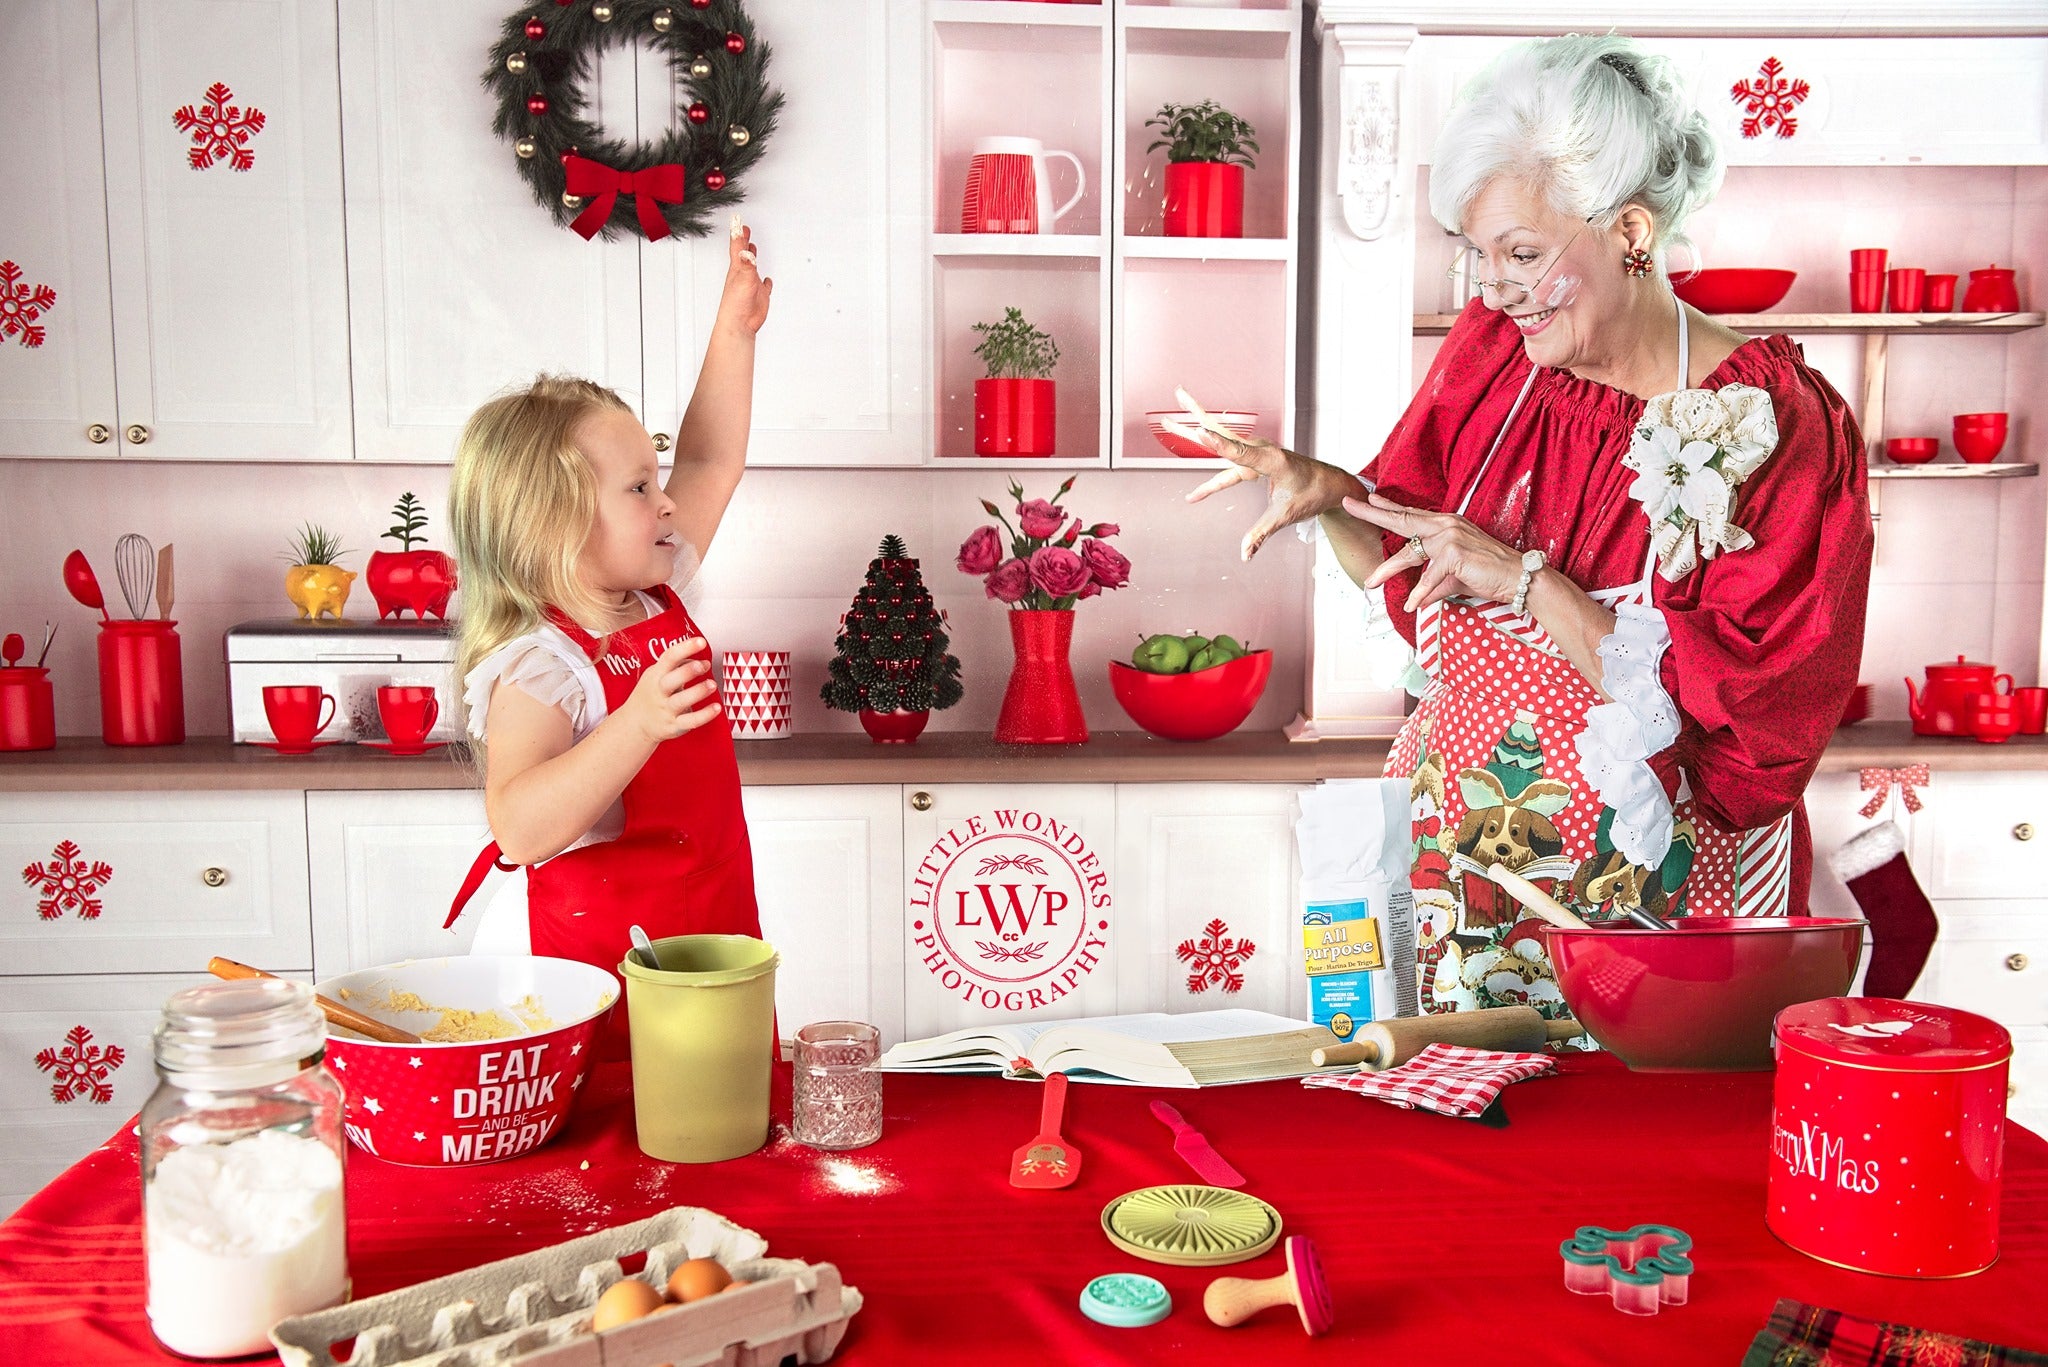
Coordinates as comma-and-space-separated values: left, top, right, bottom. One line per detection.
668, 537, 704, 612
463, 626, 606, 744
1573, 602, 1682, 868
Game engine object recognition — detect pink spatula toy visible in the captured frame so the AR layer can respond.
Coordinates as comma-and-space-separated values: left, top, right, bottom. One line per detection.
1008, 1073, 1081, 1189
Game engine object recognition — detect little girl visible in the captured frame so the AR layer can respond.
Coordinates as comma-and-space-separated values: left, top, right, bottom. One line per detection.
442, 221, 773, 993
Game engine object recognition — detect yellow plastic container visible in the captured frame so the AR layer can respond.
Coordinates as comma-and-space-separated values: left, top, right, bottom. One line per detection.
620, 935, 779, 1163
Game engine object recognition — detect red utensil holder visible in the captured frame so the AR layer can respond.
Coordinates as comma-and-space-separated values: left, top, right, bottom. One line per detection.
0, 667, 57, 751
98, 620, 185, 746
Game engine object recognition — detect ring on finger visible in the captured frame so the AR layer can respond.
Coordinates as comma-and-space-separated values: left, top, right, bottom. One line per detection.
1407, 536, 1429, 561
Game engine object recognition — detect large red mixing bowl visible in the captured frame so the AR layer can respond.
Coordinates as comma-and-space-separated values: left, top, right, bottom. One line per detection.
1543, 917, 1863, 1071
1670, 268, 1797, 314
1108, 650, 1272, 741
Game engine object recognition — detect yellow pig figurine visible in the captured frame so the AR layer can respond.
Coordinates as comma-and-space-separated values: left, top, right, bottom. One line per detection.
286, 564, 357, 621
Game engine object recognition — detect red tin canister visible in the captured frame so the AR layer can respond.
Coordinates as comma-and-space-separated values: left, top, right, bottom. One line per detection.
97, 620, 185, 746
1768, 997, 2011, 1278
0, 666, 57, 750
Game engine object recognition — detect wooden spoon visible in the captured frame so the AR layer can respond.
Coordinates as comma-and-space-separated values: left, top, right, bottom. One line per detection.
1485, 864, 1592, 930
207, 955, 422, 1045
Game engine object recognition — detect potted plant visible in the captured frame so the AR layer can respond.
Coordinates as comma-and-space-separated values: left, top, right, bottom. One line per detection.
281, 523, 357, 622
972, 306, 1059, 457
821, 535, 965, 743
366, 492, 458, 621
1146, 99, 1259, 239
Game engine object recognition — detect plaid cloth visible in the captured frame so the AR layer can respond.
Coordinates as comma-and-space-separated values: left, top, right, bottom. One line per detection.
1301, 1042, 1556, 1118
1743, 1298, 2048, 1366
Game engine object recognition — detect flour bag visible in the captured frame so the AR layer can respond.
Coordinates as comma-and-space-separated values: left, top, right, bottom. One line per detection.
1294, 779, 1415, 1040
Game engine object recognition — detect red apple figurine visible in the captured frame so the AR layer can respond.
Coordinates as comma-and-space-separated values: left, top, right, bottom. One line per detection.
365, 492, 458, 620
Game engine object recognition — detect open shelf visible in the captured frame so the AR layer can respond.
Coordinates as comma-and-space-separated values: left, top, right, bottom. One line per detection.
933, 256, 1106, 464
933, 16, 1105, 238
1868, 460, 2036, 479
1120, 25, 1293, 241
1412, 312, 2045, 335
1116, 256, 1288, 465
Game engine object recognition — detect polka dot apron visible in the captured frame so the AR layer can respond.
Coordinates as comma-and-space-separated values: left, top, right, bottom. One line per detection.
1386, 299, 1793, 1017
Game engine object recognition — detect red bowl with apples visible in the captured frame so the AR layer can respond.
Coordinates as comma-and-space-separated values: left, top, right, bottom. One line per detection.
1109, 650, 1272, 741
1671, 268, 1797, 314
1542, 917, 1864, 1071
314, 955, 617, 1166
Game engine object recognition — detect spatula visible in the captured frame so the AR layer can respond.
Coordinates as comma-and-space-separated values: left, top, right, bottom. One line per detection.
1008, 1072, 1081, 1189
1149, 1099, 1246, 1187
206, 955, 422, 1045
155, 544, 174, 620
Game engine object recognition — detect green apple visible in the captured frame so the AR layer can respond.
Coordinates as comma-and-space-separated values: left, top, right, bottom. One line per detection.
1188, 644, 1231, 672
1180, 634, 1210, 656
1210, 634, 1247, 660
1132, 633, 1190, 674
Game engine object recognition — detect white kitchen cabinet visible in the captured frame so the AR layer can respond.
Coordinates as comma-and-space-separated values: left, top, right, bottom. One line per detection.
1911, 773, 2048, 900
1113, 782, 1308, 1021
307, 789, 491, 978
0, 791, 311, 976
0, 0, 351, 462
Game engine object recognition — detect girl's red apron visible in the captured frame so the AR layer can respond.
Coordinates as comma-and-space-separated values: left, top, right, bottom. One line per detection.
1387, 300, 1792, 1017
446, 587, 761, 1053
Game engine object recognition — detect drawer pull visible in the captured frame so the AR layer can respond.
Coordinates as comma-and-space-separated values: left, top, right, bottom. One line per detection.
87, 423, 112, 444
909, 791, 933, 812
124, 423, 151, 445
201, 867, 229, 888
2016, 823, 2035, 842
2007, 953, 2029, 973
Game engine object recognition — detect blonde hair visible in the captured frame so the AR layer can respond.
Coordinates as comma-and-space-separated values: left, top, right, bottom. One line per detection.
449, 375, 634, 731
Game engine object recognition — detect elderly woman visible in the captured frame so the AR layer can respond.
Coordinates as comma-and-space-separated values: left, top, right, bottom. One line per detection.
1179, 34, 1871, 1015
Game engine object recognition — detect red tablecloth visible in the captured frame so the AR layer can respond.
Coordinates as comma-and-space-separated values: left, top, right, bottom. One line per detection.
4, 1054, 2046, 1365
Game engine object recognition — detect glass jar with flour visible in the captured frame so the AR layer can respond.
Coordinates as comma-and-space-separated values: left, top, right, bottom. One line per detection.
141, 977, 350, 1358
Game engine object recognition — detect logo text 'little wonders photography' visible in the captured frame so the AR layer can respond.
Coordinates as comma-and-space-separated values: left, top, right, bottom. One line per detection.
911, 807, 1110, 1013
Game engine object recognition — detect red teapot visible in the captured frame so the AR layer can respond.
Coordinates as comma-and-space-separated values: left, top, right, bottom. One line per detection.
1906, 656, 2012, 737
1962, 267, 2020, 313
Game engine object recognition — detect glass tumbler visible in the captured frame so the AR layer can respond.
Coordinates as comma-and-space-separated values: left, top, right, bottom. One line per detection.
792, 1020, 883, 1150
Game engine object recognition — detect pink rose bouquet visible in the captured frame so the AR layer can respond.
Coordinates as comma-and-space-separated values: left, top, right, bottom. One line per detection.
958, 477, 1131, 610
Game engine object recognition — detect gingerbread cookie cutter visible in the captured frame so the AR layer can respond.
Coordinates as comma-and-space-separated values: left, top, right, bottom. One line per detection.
1559, 1223, 1693, 1316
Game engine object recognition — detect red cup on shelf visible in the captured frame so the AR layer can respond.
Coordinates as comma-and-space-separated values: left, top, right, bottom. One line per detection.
376, 685, 440, 751
263, 684, 335, 751
1849, 271, 1887, 314
1883, 436, 1939, 464
1886, 267, 1925, 313
1924, 273, 1959, 311
99, 620, 184, 746
1963, 267, 2020, 313
1849, 248, 1888, 274
2014, 686, 2048, 736
0, 667, 56, 751
1952, 412, 2009, 464
1970, 692, 2019, 744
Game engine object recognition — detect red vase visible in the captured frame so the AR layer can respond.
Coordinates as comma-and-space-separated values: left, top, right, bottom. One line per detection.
994, 610, 1087, 744
366, 549, 458, 620
974, 378, 1056, 457
1163, 161, 1244, 238
859, 708, 930, 743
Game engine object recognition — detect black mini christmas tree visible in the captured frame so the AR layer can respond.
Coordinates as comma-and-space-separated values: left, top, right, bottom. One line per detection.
821, 535, 965, 715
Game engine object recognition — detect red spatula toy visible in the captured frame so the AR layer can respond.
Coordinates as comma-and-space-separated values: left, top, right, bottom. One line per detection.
1008, 1073, 1081, 1189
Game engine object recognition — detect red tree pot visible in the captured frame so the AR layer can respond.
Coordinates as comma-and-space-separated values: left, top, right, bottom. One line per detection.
859, 709, 930, 743
366, 550, 458, 620
974, 378, 1056, 457
994, 609, 1087, 744
1163, 162, 1244, 239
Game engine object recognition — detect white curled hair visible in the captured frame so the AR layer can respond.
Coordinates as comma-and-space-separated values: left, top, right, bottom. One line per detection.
1429, 34, 1723, 275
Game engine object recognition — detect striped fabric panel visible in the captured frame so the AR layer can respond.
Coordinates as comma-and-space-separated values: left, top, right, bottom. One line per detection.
1734, 811, 1795, 917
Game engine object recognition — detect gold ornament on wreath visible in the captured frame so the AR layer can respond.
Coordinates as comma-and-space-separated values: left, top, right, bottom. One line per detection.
484, 0, 781, 241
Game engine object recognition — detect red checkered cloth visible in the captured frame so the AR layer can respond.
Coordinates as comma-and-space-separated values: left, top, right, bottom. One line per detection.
1742, 1297, 2048, 1366
1301, 1042, 1557, 1118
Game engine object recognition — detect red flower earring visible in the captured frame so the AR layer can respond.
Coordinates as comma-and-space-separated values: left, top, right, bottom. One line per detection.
1622, 247, 1654, 278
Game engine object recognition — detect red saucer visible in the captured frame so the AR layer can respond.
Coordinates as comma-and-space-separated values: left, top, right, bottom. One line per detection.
250, 739, 337, 755
360, 739, 447, 756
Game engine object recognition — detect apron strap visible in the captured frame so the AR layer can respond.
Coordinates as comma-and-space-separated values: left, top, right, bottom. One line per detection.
444, 840, 518, 930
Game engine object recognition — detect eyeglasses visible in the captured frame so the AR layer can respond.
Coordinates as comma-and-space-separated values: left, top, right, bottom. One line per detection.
1448, 220, 1592, 308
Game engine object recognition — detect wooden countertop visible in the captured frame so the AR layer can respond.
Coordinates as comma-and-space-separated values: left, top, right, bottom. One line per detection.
0, 722, 2040, 791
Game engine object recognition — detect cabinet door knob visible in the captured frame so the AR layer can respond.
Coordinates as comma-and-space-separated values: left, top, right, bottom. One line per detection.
652, 432, 672, 453
87, 423, 112, 444
201, 867, 229, 888
124, 424, 151, 445
2015, 823, 2035, 842
2007, 953, 2029, 973
909, 791, 933, 812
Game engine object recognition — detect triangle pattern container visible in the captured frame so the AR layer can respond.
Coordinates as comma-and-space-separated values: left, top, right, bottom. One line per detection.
721, 650, 793, 739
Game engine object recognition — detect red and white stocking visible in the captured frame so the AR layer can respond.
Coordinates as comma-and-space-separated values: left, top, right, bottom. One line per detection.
1830, 821, 1937, 999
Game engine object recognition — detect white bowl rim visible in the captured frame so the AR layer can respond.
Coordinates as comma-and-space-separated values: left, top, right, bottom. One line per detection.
1145, 410, 1257, 422
314, 954, 618, 1048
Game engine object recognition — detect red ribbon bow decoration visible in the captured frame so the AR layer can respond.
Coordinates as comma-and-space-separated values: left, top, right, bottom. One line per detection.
563, 155, 686, 241
1858, 764, 1929, 819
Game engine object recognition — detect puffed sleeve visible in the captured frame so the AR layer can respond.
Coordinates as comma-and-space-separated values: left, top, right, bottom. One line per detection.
1649, 354, 1872, 834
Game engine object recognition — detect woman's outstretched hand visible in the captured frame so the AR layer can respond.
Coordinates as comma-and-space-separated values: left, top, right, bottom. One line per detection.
1170, 386, 1363, 562
1346, 492, 1523, 611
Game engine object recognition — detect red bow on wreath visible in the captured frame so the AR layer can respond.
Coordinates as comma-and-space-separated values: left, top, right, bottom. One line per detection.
563, 154, 685, 241
1858, 764, 1929, 819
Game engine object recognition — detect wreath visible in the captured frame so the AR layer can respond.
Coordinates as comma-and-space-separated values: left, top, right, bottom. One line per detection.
484, 0, 782, 241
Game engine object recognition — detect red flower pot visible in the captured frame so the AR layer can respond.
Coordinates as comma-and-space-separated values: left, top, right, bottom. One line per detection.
366, 549, 458, 621
859, 708, 930, 743
994, 610, 1087, 744
1163, 161, 1244, 239
974, 378, 1056, 457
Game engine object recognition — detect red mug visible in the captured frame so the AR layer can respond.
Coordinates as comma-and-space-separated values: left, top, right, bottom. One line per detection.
2015, 687, 2048, 736
1970, 692, 2019, 744
1924, 273, 1958, 311
263, 684, 336, 750
1849, 248, 1887, 273
1886, 267, 1925, 313
0, 667, 56, 751
1848, 271, 1886, 314
99, 621, 184, 747
376, 685, 440, 750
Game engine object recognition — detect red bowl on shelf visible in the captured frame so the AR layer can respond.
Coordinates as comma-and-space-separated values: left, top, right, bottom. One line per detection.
1145, 410, 1257, 460
1883, 436, 1939, 464
1108, 650, 1272, 741
1542, 916, 1865, 1071
1952, 412, 2009, 464
1670, 268, 1797, 314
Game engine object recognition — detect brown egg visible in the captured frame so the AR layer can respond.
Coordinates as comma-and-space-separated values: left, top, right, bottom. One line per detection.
591, 1278, 668, 1331
666, 1257, 733, 1303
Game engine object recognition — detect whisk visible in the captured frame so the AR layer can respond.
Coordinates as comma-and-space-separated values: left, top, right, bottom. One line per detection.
114, 534, 156, 620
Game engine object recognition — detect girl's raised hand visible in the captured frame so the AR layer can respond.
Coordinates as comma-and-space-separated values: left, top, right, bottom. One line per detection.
620, 637, 722, 743
718, 216, 773, 336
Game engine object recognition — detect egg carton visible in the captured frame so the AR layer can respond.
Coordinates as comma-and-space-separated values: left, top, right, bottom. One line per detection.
269, 1205, 861, 1367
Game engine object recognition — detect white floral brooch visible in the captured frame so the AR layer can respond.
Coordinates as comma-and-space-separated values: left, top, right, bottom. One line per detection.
1623, 384, 1778, 581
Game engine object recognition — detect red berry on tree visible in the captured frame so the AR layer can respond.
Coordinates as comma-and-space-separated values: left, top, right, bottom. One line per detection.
725, 31, 746, 54
524, 18, 547, 40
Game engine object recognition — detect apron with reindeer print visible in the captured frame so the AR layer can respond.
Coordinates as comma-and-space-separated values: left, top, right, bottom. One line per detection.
1384, 305, 1793, 1017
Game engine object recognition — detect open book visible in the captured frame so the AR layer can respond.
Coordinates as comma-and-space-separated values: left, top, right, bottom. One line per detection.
875, 1009, 1346, 1088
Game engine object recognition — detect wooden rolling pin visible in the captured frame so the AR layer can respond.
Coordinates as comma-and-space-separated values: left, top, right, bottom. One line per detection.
1309, 1005, 1583, 1070
207, 956, 422, 1045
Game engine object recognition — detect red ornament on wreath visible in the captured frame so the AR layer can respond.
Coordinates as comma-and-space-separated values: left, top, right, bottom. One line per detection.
688, 101, 710, 124
691, 0, 711, 7
524, 17, 548, 39
725, 31, 746, 54
527, 94, 550, 115
704, 167, 726, 191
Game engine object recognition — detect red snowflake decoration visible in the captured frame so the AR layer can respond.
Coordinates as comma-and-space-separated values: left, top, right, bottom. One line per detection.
0, 260, 57, 349
22, 839, 115, 920
35, 1025, 127, 1105
1175, 918, 1257, 995
1730, 57, 1809, 140
172, 82, 266, 171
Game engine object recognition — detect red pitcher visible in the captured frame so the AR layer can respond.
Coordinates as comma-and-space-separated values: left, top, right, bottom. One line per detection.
993, 610, 1087, 744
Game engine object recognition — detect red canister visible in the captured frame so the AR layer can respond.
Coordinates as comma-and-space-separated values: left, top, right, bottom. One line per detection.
0, 666, 57, 750
1768, 998, 2010, 1278
97, 620, 185, 746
